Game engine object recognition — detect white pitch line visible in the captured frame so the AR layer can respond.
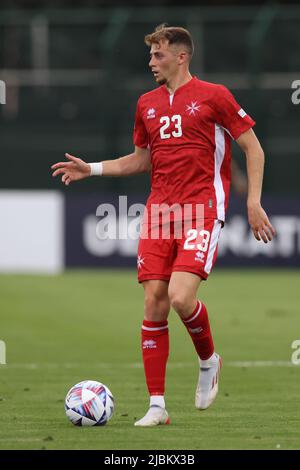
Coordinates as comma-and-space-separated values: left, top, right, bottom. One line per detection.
228, 360, 294, 367
0, 438, 43, 442
0, 360, 297, 369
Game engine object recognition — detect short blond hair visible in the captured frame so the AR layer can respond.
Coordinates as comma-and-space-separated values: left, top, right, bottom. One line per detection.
145, 23, 194, 60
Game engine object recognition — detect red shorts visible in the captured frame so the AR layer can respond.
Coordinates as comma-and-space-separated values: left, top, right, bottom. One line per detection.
137, 219, 222, 283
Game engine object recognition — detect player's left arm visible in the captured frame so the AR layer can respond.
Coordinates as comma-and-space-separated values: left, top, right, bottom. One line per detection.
236, 128, 276, 243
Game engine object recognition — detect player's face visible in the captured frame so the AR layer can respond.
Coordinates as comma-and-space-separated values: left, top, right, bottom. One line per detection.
149, 41, 180, 85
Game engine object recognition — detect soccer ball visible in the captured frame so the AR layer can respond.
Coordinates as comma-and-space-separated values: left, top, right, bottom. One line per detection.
65, 380, 114, 426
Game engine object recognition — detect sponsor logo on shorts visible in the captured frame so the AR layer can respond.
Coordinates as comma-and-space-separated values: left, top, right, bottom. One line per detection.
195, 251, 205, 263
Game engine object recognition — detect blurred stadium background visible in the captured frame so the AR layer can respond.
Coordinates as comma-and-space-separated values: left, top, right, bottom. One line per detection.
1, 0, 300, 271
0, 0, 300, 451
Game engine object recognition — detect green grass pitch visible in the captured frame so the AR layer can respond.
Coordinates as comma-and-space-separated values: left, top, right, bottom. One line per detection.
0, 269, 299, 450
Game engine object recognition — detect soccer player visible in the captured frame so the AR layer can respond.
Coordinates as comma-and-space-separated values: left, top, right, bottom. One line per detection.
51, 25, 275, 427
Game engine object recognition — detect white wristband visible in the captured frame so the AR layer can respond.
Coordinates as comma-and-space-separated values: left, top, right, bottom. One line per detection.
88, 162, 103, 176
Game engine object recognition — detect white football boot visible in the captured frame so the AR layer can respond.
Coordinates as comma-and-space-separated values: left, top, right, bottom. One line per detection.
134, 405, 170, 427
195, 352, 222, 410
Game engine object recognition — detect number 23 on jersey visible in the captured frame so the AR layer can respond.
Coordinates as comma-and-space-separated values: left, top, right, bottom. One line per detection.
160, 115, 182, 139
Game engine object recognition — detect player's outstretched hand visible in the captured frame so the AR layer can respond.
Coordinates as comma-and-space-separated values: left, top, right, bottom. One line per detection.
51, 153, 91, 186
247, 202, 276, 243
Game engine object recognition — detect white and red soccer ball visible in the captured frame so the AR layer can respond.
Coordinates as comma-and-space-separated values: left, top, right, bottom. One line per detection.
65, 380, 114, 426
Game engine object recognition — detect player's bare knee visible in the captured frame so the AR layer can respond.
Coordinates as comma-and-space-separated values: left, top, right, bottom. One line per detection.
169, 294, 186, 315
169, 291, 194, 317
144, 293, 169, 322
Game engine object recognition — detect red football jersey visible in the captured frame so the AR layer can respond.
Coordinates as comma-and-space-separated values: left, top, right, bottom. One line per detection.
133, 76, 255, 222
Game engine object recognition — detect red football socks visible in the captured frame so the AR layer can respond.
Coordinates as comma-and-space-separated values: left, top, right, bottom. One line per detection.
182, 301, 214, 360
141, 320, 169, 395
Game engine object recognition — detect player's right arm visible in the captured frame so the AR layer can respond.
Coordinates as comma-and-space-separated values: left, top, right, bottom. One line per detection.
51, 146, 151, 186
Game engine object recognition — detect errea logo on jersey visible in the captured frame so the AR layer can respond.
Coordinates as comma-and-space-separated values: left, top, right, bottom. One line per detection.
147, 108, 156, 119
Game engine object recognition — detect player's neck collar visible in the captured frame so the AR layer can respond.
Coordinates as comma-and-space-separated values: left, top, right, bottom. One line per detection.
163, 75, 195, 96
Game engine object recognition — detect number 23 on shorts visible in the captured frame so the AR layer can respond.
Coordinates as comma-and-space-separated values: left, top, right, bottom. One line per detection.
183, 229, 211, 252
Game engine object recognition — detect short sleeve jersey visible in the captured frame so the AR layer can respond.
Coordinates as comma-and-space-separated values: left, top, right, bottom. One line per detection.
133, 76, 255, 221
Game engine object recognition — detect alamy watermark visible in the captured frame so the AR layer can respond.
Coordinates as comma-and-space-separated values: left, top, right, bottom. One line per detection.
0, 80, 6, 104
95, 196, 206, 242
0, 340, 6, 365
291, 80, 300, 105
291, 340, 300, 365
